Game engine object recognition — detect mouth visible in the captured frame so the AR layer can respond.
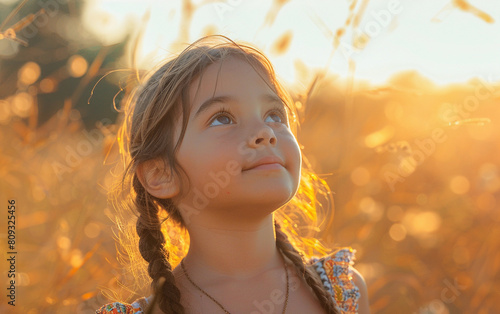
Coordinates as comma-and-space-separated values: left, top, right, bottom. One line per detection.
243, 155, 285, 171
247, 163, 284, 171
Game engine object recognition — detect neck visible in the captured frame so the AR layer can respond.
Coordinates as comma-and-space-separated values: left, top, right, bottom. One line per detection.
181, 214, 282, 282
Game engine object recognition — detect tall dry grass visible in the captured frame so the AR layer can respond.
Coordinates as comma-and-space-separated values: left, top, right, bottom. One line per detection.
0, 0, 499, 313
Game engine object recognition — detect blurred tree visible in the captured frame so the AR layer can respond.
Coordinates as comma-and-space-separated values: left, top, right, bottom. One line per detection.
0, 0, 129, 131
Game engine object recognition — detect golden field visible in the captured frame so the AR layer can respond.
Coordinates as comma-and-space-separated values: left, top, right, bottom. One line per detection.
0, 0, 499, 313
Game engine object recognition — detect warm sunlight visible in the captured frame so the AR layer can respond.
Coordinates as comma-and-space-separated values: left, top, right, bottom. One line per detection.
1, 0, 498, 313
81, 0, 500, 85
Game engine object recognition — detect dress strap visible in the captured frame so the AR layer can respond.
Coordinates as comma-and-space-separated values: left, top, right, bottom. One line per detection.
131, 296, 151, 313
309, 247, 360, 313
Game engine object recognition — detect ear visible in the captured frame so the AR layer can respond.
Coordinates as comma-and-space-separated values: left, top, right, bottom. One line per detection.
136, 158, 180, 199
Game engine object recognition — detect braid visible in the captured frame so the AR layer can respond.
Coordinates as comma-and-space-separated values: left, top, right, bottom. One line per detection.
274, 221, 340, 314
134, 177, 185, 314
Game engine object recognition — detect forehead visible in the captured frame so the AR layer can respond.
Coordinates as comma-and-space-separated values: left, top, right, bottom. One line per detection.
188, 56, 275, 109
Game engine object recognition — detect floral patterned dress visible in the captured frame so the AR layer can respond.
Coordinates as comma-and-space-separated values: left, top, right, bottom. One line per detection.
95, 247, 360, 313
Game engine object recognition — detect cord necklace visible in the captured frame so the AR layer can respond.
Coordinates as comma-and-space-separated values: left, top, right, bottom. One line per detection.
180, 250, 290, 314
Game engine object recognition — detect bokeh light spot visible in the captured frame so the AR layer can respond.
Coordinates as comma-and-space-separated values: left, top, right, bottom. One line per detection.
57, 236, 71, 250
84, 222, 101, 238
39, 78, 56, 93
67, 55, 88, 78
18, 62, 41, 86
70, 249, 83, 268
359, 197, 384, 221
403, 209, 442, 237
45, 297, 56, 305
11, 92, 33, 118
62, 298, 77, 306
450, 175, 470, 195
389, 223, 407, 241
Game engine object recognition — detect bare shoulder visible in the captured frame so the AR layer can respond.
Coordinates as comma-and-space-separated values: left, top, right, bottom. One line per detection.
350, 267, 370, 314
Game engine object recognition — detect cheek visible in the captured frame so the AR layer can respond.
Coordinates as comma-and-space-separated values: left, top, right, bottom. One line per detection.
177, 134, 233, 184
283, 132, 302, 172
290, 143, 302, 197
292, 143, 302, 184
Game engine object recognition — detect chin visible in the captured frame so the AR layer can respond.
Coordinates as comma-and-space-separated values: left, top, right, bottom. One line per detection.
215, 184, 291, 207
249, 186, 295, 207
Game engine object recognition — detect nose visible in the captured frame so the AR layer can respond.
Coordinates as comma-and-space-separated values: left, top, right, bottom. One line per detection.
247, 125, 277, 148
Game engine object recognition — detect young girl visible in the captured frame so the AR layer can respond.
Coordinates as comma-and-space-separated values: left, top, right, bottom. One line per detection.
96, 35, 369, 314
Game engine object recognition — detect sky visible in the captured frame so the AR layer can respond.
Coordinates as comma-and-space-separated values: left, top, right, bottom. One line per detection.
79, 0, 500, 86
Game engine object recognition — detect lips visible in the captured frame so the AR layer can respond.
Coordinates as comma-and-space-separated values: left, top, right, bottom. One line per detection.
244, 155, 285, 171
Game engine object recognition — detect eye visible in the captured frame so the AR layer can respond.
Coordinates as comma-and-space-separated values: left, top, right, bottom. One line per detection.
265, 106, 288, 125
209, 108, 234, 126
265, 113, 282, 123
208, 105, 288, 127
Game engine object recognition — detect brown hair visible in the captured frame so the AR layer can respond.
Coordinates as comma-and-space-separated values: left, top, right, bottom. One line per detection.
109, 35, 339, 313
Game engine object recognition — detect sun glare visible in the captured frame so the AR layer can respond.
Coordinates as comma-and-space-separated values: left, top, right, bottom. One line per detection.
81, 0, 500, 86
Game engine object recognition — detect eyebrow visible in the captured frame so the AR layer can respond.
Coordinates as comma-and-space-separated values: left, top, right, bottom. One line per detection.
193, 94, 283, 119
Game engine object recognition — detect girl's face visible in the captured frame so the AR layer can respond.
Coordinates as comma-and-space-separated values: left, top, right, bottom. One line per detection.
173, 56, 301, 227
